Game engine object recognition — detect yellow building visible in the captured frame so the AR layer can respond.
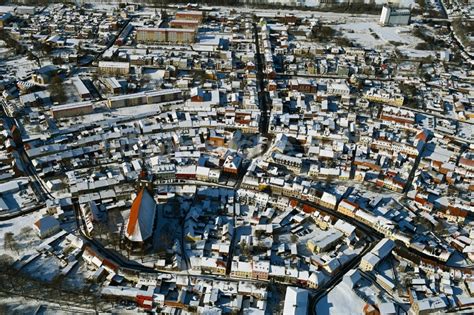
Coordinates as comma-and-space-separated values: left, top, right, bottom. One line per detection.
136, 27, 167, 43
51, 101, 94, 119
169, 19, 200, 29
200, 257, 226, 275
338, 199, 358, 218
364, 90, 405, 106
0, 12, 12, 29
98, 61, 130, 76
167, 28, 196, 43
175, 10, 203, 22
230, 261, 252, 279
136, 27, 196, 44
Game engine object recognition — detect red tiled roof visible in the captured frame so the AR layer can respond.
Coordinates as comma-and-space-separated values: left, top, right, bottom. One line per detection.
460, 158, 474, 167
302, 204, 316, 213
289, 199, 299, 208
445, 206, 468, 218
102, 258, 119, 271
415, 130, 429, 142
127, 188, 145, 236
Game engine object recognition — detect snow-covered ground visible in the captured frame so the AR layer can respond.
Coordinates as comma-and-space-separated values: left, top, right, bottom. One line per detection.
458, 122, 474, 141
0, 211, 43, 260
0, 296, 100, 314
64, 260, 95, 289
86, 2, 382, 22
2, 56, 38, 80
400, 48, 437, 58
316, 281, 366, 314
22, 253, 62, 282
52, 102, 166, 132
334, 22, 422, 50
0, 40, 11, 57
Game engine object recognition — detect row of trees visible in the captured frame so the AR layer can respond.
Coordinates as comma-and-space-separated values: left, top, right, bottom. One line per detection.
310, 25, 336, 43
412, 0, 444, 18
8, 0, 381, 13
0, 30, 27, 55
3, 232, 20, 255
452, 18, 474, 50
2, 227, 36, 256
0, 254, 103, 311
308, 24, 355, 47
48, 76, 68, 104
115, 0, 239, 7
412, 26, 446, 51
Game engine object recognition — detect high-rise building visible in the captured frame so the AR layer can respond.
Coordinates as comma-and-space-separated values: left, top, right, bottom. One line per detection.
380, 5, 411, 26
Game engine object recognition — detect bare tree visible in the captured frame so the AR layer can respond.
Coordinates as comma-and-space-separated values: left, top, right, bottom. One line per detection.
240, 240, 250, 257
48, 76, 67, 104
3, 232, 13, 251
20, 226, 33, 235
3, 232, 19, 255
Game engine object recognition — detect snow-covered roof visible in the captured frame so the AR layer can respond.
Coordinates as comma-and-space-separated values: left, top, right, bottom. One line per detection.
372, 238, 395, 259
283, 286, 309, 315
321, 192, 337, 205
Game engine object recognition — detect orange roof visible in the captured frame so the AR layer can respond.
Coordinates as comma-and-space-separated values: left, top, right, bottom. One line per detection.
446, 206, 468, 218
289, 199, 299, 208
302, 204, 316, 213
102, 258, 119, 271
127, 188, 145, 236
460, 158, 474, 167
415, 195, 427, 204
415, 130, 429, 142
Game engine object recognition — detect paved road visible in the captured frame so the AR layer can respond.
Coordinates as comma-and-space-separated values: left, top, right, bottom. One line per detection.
81, 18, 132, 66
0, 103, 53, 204
308, 239, 374, 314
253, 23, 270, 135
403, 142, 427, 194
69, 175, 473, 315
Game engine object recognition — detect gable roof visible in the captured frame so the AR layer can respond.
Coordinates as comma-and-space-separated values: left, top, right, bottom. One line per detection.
125, 188, 156, 242
34, 215, 59, 232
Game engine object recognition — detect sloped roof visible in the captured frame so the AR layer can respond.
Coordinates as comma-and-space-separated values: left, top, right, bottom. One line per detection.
125, 188, 156, 242
283, 287, 309, 315
34, 215, 59, 233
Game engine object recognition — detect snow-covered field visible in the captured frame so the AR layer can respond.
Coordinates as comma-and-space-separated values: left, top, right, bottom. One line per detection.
334, 22, 422, 49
